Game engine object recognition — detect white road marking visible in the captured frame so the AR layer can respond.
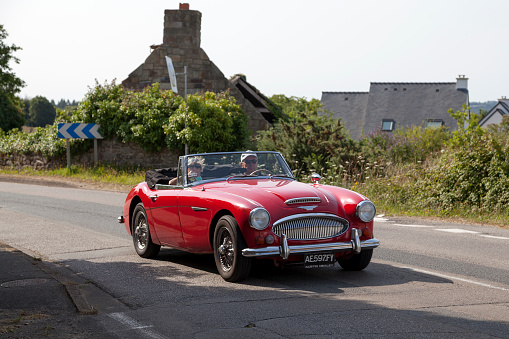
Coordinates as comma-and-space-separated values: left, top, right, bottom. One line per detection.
434, 228, 480, 234
377, 218, 508, 241
480, 235, 509, 240
392, 224, 434, 228
405, 267, 509, 292
108, 312, 168, 339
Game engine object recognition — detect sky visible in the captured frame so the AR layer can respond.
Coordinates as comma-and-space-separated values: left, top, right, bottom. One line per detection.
1, 0, 508, 103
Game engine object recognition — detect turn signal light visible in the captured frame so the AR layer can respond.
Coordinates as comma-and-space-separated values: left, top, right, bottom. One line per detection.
362, 227, 372, 238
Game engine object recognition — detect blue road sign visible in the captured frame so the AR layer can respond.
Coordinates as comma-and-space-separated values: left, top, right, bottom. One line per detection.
58, 123, 103, 139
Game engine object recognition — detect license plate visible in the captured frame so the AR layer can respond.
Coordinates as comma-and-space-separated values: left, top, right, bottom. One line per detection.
304, 252, 335, 268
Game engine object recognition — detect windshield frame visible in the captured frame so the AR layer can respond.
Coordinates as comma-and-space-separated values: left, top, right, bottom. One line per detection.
181, 151, 295, 187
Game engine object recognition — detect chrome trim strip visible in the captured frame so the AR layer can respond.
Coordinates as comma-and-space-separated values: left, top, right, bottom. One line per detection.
272, 213, 349, 240
191, 207, 207, 211
273, 213, 346, 227
242, 238, 379, 258
285, 197, 321, 205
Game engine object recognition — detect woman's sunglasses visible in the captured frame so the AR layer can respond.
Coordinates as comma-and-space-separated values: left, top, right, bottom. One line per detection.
188, 164, 202, 169
243, 159, 257, 164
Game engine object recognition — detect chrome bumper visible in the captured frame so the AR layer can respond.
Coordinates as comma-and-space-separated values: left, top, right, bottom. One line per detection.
242, 229, 379, 260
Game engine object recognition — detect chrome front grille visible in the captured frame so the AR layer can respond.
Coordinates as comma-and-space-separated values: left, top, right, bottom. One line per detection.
272, 213, 349, 240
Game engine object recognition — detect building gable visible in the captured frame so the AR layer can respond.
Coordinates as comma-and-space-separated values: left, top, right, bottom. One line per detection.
479, 97, 509, 128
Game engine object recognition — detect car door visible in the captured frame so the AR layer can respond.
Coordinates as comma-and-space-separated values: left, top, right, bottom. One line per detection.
145, 157, 186, 248
147, 187, 186, 248
177, 189, 213, 253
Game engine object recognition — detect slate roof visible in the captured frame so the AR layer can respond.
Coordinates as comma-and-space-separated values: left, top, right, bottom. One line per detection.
321, 92, 369, 139
320, 81, 469, 140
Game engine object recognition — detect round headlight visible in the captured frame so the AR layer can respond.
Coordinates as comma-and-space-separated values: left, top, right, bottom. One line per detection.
356, 200, 376, 222
249, 208, 270, 230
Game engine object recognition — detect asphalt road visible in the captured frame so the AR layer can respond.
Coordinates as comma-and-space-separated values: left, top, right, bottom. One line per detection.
1, 180, 508, 338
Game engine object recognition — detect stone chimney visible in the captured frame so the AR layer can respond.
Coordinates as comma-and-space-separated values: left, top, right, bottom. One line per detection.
163, 5, 201, 49
122, 5, 271, 134
456, 75, 468, 91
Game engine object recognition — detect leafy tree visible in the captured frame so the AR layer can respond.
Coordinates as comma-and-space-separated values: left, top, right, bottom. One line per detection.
269, 94, 321, 121
0, 25, 25, 131
22, 97, 30, 121
0, 91, 24, 131
28, 96, 56, 127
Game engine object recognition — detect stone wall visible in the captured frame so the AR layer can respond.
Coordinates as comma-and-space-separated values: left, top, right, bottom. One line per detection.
122, 7, 270, 134
0, 139, 180, 170
78, 139, 179, 168
0, 153, 62, 170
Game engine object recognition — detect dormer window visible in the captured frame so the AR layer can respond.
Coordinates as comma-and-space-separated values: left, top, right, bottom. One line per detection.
426, 119, 444, 128
381, 119, 395, 131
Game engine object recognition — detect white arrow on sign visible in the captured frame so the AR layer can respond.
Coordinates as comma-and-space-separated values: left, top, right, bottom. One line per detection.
58, 123, 103, 139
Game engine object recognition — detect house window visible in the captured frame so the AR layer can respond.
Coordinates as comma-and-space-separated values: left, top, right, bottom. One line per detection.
381, 119, 395, 131
426, 119, 444, 128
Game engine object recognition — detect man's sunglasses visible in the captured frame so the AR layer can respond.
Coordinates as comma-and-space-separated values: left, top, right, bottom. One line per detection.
188, 164, 202, 169
243, 159, 257, 164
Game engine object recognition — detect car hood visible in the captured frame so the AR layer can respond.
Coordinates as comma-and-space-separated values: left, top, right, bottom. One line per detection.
204, 179, 334, 209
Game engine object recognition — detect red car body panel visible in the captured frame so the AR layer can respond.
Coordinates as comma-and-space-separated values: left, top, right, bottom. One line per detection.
122, 178, 374, 260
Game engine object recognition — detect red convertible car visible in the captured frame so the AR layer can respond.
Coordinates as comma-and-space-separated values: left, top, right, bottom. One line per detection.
119, 151, 379, 282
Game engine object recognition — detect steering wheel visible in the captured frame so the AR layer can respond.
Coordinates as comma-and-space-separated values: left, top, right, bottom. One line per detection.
250, 169, 273, 176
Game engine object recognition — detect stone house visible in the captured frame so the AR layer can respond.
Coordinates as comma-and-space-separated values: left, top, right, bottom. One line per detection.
122, 4, 276, 134
479, 97, 509, 128
320, 76, 470, 140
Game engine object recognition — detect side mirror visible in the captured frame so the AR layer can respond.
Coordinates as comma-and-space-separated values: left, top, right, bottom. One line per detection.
311, 173, 321, 184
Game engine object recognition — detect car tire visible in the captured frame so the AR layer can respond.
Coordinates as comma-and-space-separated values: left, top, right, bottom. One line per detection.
213, 215, 252, 282
337, 249, 373, 271
132, 203, 160, 259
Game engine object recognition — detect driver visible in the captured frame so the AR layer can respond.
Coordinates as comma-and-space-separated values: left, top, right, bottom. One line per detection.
240, 151, 258, 174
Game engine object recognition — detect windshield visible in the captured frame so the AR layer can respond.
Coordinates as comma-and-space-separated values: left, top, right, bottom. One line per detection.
183, 151, 294, 185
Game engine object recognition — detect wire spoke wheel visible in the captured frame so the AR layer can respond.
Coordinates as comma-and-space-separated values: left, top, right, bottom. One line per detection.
134, 215, 149, 250
132, 203, 160, 258
213, 215, 252, 282
217, 228, 235, 272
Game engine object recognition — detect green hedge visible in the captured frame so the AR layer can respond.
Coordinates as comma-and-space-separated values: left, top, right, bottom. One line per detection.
0, 81, 250, 158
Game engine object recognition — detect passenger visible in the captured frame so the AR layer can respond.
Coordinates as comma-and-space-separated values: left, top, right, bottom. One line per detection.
169, 156, 204, 185
187, 157, 203, 183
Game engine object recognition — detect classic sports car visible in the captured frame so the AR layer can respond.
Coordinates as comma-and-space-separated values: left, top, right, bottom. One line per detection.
119, 151, 379, 282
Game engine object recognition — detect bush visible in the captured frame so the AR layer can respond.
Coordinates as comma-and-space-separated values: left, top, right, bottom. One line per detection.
164, 91, 248, 153
72, 80, 249, 153
416, 131, 509, 212
0, 124, 66, 157
361, 125, 450, 165
257, 113, 360, 182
